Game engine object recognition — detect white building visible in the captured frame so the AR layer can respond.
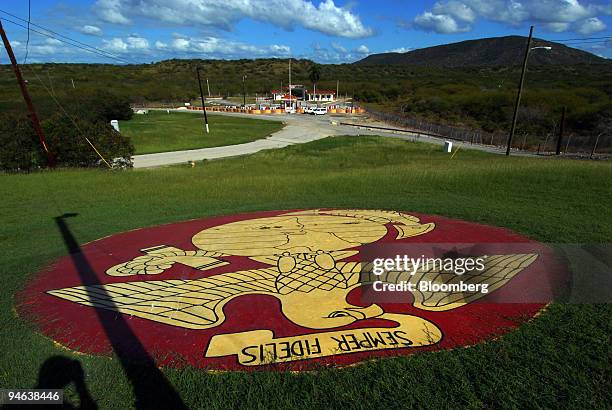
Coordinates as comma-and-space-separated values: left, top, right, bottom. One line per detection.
271, 85, 335, 103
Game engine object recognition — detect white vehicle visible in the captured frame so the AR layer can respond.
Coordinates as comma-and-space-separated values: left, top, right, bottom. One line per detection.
285, 106, 296, 114
313, 107, 327, 115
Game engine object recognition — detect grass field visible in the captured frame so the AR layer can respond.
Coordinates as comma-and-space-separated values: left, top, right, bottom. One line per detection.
0, 136, 610, 409
121, 111, 283, 154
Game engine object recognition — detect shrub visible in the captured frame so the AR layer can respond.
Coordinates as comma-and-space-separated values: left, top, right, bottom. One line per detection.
71, 91, 134, 123
0, 113, 44, 171
42, 114, 134, 168
0, 113, 134, 171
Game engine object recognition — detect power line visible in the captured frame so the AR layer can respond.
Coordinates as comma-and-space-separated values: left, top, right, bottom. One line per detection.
557, 40, 611, 45
23, 64, 113, 168
0, 17, 130, 64
0, 8, 128, 62
547, 36, 612, 42
0, 12, 131, 64
23, 0, 30, 64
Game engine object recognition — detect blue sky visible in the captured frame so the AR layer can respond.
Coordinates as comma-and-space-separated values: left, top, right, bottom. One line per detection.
1, 0, 610, 64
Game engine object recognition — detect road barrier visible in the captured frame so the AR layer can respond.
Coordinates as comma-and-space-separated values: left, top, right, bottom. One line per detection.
184, 105, 364, 116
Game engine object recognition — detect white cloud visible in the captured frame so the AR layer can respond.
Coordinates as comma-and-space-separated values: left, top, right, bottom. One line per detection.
545, 22, 570, 32
95, 0, 130, 24
387, 47, 412, 53
432, 0, 477, 23
354, 45, 370, 54
411, 0, 611, 34
331, 42, 347, 53
127, 35, 150, 50
574, 17, 606, 34
45, 38, 63, 46
94, 0, 373, 38
102, 38, 128, 52
78, 25, 103, 36
155, 40, 168, 50
102, 35, 150, 53
10, 39, 72, 58
153, 35, 291, 58
414, 11, 470, 34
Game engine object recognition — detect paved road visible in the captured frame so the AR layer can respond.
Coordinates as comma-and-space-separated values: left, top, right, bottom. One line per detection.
132, 110, 531, 168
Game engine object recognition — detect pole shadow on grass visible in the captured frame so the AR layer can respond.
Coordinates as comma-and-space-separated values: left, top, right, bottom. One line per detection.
54, 213, 187, 410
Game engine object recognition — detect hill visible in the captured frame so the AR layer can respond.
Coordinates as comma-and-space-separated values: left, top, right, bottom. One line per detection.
357, 36, 608, 67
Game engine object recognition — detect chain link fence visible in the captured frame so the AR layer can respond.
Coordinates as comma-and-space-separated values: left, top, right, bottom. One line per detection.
366, 109, 611, 159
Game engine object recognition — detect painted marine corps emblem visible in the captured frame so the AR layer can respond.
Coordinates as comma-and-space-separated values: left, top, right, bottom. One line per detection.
23, 209, 551, 369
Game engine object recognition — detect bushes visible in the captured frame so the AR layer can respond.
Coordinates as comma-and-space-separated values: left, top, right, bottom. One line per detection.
70, 91, 134, 123
0, 113, 44, 171
0, 90, 135, 171
0, 113, 134, 171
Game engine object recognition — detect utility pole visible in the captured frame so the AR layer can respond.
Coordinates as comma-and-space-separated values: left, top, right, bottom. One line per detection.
288, 58, 292, 110
336, 80, 339, 100
506, 25, 533, 156
196, 67, 209, 134
0, 20, 55, 166
206, 78, 211, 97
242, 74, 247, 107
556, 106, 566, 155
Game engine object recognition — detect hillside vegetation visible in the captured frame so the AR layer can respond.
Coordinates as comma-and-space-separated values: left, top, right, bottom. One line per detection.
1, 36, 610, 143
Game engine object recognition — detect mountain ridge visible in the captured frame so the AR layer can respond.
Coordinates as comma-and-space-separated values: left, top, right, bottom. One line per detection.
356, 36, 608, 67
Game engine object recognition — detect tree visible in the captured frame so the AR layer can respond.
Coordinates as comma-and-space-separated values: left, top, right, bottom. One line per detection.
309, 64, 321, 95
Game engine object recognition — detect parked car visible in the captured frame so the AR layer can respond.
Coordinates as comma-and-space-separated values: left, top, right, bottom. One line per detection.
313, 107, 327, 115
285, 106, 296, 114
304, 106, 314, 114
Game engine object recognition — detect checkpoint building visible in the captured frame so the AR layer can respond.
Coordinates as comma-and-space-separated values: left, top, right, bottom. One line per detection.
271, 85, 336, 103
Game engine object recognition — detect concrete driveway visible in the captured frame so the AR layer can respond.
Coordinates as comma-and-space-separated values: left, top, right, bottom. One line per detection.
132, 110, 529, 168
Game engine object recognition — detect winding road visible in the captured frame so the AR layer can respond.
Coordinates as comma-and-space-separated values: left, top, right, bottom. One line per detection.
132, 110, 528, 168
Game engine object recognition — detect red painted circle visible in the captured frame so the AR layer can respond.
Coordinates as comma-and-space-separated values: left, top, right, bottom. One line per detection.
17, 210, 565, 371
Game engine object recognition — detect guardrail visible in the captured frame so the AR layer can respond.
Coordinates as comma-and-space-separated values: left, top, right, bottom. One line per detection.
365, 109, 610, 158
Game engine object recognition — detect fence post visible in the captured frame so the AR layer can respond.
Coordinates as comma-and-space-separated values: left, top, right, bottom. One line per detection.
564, 133, 572, 154
590, 133, 602, 159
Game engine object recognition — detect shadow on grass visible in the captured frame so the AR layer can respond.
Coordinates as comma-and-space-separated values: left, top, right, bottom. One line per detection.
52, 213, 187, 410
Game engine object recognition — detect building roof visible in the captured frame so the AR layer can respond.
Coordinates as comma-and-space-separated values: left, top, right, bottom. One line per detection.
272, 89, 336, 95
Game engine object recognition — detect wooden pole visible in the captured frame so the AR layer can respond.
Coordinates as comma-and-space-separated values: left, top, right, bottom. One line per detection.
242, 74, 246, 107
196, 67, 209, 134
556, 106, 566, 155
0, 20, 55, 166
506, 25, 533, 156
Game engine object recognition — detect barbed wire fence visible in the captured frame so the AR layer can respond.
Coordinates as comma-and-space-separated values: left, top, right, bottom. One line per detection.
366, 109, 611, 159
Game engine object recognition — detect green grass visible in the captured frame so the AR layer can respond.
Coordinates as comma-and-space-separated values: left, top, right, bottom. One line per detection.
0, 137, 610, 409
120, 111, 283, 154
